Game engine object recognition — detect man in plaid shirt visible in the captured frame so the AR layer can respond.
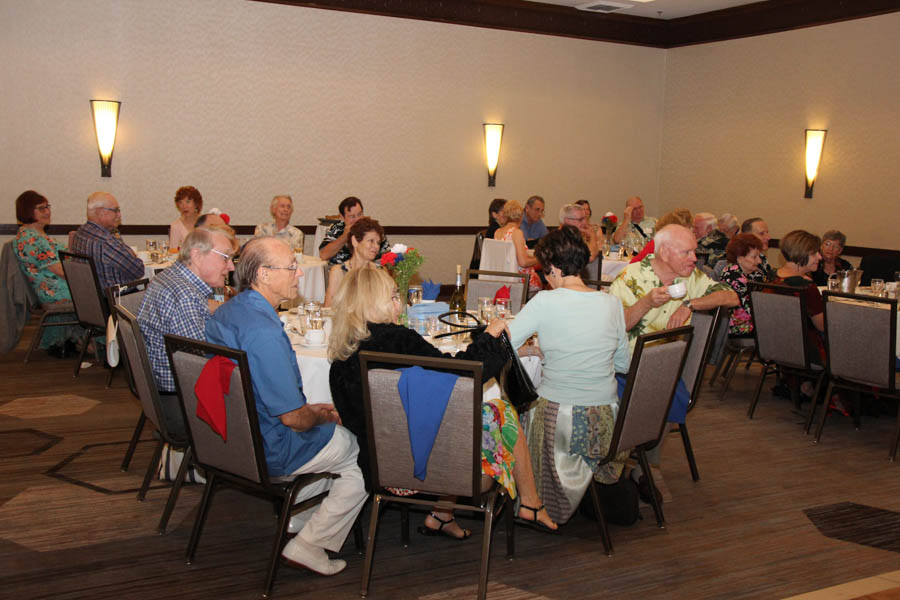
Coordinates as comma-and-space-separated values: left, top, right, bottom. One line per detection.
70, 192, 144, 290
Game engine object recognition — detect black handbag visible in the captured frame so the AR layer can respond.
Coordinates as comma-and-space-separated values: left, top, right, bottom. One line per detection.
436, 311, 539, 413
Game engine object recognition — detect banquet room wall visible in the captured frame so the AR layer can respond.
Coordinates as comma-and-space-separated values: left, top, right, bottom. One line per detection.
0, 0, 665, 281
659, 12, 900, 252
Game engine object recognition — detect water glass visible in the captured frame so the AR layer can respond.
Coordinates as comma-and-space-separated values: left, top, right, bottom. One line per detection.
407, 286, 423, 306
827, 274, 840, 292
145, 239, 157, 253
495, 298, 510, 319
159, 241, 169, 256
871, 278, 886, 297
481, 304, 497, 324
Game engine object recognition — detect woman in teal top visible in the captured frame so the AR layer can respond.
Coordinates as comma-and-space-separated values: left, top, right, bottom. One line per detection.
508, 226, 630, 525
14, 190, 81, 353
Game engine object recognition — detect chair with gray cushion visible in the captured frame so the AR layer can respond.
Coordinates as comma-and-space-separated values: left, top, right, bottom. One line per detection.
58, 250, 108, 377
115, 305, 190, 533
816, 291, 900, 460
587, 326, 694, 556
164, 334, 339, 597
358, 351, 514, 600
465, 269, 528, 314
746, 282, 825, 431
673, 308, 722, 481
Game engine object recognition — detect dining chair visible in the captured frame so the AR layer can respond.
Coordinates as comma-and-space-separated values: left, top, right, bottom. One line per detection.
673, 307, 722, 481
583, 278, 611, 291
746, 282, 825, 431
469, 229, 487, 271
816, 291, 900, 460
582, 255, 602, 281
358, 351, 514, 600
479, 238, 518, 274
587, 326, 694, 556
164, 333, 341, 598
58, 250, 108, 378
465, 269, 528, 314
710, 335, 757, 400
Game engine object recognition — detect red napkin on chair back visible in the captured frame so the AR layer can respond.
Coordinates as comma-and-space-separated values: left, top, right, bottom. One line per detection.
194, 356, 236, 441
493, 286, 511, 303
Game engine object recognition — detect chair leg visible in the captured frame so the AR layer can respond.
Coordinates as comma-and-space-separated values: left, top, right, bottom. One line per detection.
709, 347, 732, 386
804, 374, 826, 434
400, 504, 410, 548
504, 494, 515, 559
588, 480, 613, 556
679, 423, 700, 482
638, 450, 665, 528
352, 512, 365, 555
360, 494, 383, 598
721, 348, 747, 400
105, 363, 117, 389
477, 492, 498, 600
24, 312, 50, 364
158, 446, 191, 534
814, 380, 835, 444
137, 438, 164, 502
890, 402, 900, 461
186, 473, 217, 563
263, 480, 301, 598
121, 413, 147, 471
73, 329, 91, 378
747, 364, 771, 419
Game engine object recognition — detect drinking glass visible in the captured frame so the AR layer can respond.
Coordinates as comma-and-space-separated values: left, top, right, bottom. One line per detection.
407, 286, 423, 306
478, 296, 492, 316
827, 274, 840, 292
495, 298, 510, 319
481, 304, 497, 324
871, 278, 886, 297
159, 241, 169, 256
145, 239, 157, 253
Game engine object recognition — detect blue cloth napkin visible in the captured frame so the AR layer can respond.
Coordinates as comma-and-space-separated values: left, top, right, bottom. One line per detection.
616, 373, 690, 424
398, 366, 459, 480
407, 301, 450, 319
422, 279, 441, 300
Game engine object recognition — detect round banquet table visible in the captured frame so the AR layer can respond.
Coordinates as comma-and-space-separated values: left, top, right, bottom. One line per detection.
602, 257, 629, 281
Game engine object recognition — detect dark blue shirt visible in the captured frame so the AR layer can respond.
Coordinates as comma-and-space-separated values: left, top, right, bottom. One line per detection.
205, 289, 335, 476
520, 218, 548, 241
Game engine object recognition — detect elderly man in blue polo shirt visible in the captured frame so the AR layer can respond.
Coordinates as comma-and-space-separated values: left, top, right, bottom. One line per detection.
206, 236, 366, 576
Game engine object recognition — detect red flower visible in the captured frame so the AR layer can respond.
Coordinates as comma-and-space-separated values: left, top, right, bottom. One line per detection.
380, 252, 398, 267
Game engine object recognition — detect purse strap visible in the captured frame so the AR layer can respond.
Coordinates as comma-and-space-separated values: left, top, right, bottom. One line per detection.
434, 311, 486, 339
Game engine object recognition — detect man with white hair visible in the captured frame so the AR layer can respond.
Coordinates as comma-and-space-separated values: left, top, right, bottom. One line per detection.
717, 213, 739, 239
559, 203, 599, 262
206, 237, 367, 576
612, 195, 656, 245
70, 191, 144, 290
693, 212, 729, 268
610, 224, 738, 497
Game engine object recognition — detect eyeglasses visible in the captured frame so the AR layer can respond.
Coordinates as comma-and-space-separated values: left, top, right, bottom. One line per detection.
35, 204, 52, 211
263, 263, 299, 272
822, 240, 843, 249
98, 206, 121, 214
209, 248, 235, 262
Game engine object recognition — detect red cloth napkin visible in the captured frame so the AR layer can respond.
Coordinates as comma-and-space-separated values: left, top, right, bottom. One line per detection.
194, 356, 236, 441
493, 285, 511, 302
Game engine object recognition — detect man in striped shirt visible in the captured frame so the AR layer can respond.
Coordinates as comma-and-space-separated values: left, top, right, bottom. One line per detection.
70, 192, 144, 290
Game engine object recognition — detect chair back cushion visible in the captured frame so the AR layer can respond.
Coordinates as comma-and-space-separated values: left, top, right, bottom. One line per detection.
115, 306, 167, 432
615, 332, 691, 453
170, 347, 263, 484
825, 296, 896, 389
465, 272, 527, 314
366, 367, 479, 497
479, 239, 519, 276
681, 309, 718, 401
59, 252, 107, 328
749, 289, 806, 368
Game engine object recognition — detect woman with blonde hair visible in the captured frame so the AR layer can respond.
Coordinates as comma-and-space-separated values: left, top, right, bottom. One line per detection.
493, 200, 541, 292
328, 267, 557, 538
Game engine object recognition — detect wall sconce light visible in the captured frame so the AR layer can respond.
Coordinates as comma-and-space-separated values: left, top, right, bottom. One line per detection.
804, 128, 826, 198
483, 123, 504, 187
91, 100, 121, 177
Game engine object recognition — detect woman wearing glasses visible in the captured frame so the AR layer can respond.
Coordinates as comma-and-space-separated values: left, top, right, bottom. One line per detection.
328, 267, 558, 538
811, 230, 852, 286
13, 190, 83, 356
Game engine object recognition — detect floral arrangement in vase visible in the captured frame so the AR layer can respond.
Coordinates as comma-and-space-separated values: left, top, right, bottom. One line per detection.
379, 243, 425, 303
600, 212, 618, 236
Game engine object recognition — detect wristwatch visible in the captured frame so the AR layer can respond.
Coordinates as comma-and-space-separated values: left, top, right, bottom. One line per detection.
682, 299, 693, 311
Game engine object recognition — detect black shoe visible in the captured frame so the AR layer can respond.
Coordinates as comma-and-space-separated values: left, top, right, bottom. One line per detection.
46, 344, 69, 359
635, 475, 663, 506
771, 383, 791, 399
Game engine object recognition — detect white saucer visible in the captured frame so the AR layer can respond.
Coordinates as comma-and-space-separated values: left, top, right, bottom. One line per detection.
298, 339, 328, 348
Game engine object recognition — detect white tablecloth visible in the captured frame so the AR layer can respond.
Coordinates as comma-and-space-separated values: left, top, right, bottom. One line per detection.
295, 254, 327, 303
602, 258, 629, 282
142, 259, 174, 280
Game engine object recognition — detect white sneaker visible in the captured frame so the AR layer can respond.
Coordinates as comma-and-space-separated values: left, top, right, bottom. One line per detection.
281, 537, 346, 576
287, 515, 305, 535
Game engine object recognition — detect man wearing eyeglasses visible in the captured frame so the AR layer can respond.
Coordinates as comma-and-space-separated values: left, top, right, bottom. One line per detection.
137, 227, 237, 394
559, 203, 600, 263
70, 191, 144, 289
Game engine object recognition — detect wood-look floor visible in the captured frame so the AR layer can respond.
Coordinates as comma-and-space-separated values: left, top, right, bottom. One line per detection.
2, 319, 899, 600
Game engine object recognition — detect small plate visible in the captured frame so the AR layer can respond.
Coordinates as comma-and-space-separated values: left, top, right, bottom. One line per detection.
298, 339, 328, 348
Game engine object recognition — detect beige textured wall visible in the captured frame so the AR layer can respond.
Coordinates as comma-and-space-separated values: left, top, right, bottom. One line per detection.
660, 13, 900, 251
1, 0, 666, 280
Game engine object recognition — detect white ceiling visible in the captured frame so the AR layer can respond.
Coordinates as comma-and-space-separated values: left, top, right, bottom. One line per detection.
524, 0, 767, 20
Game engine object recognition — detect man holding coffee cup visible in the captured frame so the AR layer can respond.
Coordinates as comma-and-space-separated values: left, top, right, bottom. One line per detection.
610, 224, 738, 353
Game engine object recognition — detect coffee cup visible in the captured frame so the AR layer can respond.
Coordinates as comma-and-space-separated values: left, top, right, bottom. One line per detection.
667, 282, 687, 299
305, 328, 326, 345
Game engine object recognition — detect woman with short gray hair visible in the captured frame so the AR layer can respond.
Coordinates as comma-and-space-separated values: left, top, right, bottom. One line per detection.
811, 229, 852, 286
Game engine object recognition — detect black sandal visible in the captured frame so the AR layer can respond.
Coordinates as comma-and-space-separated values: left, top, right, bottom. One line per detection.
416, 512, 472, 541
514, 504, 559, 534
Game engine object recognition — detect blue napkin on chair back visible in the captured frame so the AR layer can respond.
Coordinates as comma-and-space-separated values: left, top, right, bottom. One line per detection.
421, 279, 441, 301
397, 366, 459, 480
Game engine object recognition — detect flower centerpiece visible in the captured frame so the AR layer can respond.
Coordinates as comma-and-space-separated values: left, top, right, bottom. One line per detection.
601, 212, 618, 246
379, 243, 425, 314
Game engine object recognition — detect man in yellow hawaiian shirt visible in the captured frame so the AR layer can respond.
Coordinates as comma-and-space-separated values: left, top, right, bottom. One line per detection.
610, 224, 738, 355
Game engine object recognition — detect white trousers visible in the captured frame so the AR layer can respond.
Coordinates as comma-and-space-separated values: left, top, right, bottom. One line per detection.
288, 425, 368, 552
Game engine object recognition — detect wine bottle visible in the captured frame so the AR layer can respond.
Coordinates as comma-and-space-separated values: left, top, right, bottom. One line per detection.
448, 264, 465, 313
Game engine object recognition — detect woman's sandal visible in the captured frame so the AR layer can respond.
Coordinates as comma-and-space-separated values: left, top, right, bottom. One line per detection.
416, 512, 472, 541
514, 504, 560, 534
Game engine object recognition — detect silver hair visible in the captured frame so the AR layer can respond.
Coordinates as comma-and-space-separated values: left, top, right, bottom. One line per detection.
526, 195, 544, 208
235, 237, 276, 291
86, 191, 114, 217
718, 213, 739, 232
269, 194, 293, 216
178, 226, 233, 265
654, 224, 690, 254
694, 212, 716, 227
558, 203, 582, 225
